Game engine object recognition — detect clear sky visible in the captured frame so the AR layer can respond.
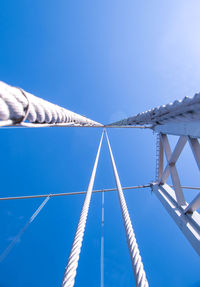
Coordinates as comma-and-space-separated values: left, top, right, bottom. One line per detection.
0, 0, 200, 286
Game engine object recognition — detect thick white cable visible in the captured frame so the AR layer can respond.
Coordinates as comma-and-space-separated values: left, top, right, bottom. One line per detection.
100, 191, 104, 287
61, 131, 104, 287
105, 131, 149, 287
0, 196, 50, 263
0, 81, 101, 127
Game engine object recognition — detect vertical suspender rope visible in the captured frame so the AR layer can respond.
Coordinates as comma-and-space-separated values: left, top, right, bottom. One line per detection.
0, 196, 50, 263
62, 131, 104, 287
105, 131, 149, 287
100, 191, 104, 287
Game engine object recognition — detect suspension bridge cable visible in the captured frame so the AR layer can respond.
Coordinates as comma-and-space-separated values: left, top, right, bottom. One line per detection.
105, 131, 149, 287
0, 185, 150, 201
61, 131, 104, 287
101, 191, 104, 287
0, 81, 101, 127
0, 82, 149, 129
0, 196, 50, 263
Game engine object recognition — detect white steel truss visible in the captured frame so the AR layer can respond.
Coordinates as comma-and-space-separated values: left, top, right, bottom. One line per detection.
152, 133, 200, 256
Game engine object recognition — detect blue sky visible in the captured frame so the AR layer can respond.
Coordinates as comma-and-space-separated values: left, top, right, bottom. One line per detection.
0, 0, 200, 286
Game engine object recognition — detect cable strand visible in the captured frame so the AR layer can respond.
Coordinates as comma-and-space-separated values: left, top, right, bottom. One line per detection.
105, 131, 149, 287
61, 131, 104, 287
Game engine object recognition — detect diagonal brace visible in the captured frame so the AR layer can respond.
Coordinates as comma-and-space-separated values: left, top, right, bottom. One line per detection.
159, 134, 186, 205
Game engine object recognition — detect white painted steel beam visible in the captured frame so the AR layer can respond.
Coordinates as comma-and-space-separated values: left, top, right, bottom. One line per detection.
184, 193, 200, 214
154, 121, 200, 138
111, 92, 200, 138
159, 165, 170, 185
188, 137, 200, 171
170, 136, 187, 164
160, 134, 186, 205
152, 183, 200, 256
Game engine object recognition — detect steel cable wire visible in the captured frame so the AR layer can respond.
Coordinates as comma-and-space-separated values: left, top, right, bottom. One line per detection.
61, 131, 104, 287
105, 131, 149, 287
0, 196, 50, 263
0, 81, 101, 127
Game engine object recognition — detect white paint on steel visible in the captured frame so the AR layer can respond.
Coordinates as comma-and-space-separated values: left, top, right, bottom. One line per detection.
188, 137, 200, 170
111, 92, 200, 127
154, 121, 200, 138
158, 135, 187, 186
152, 183, 200, 256
0, 81, 101, 126
105, 131, 149, 287
160, 134, 186, 206
61, 131, 104, 287
111, 91, 200, 137
185, 193, 200, 214
0, 196, 50, 263
155, 133, 200, 254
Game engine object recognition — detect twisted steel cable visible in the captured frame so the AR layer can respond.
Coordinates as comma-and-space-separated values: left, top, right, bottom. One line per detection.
61, 131, 104, 287
105, 131, 149, 287
101, 191, 104, 287
0, 81, 101, 127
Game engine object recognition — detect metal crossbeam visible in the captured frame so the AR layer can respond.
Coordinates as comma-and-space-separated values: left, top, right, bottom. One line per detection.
154, 121, 200, 138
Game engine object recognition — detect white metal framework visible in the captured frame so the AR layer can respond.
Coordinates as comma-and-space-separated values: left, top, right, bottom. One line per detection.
112, 92, 200, 256
152, 134, 200, 256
